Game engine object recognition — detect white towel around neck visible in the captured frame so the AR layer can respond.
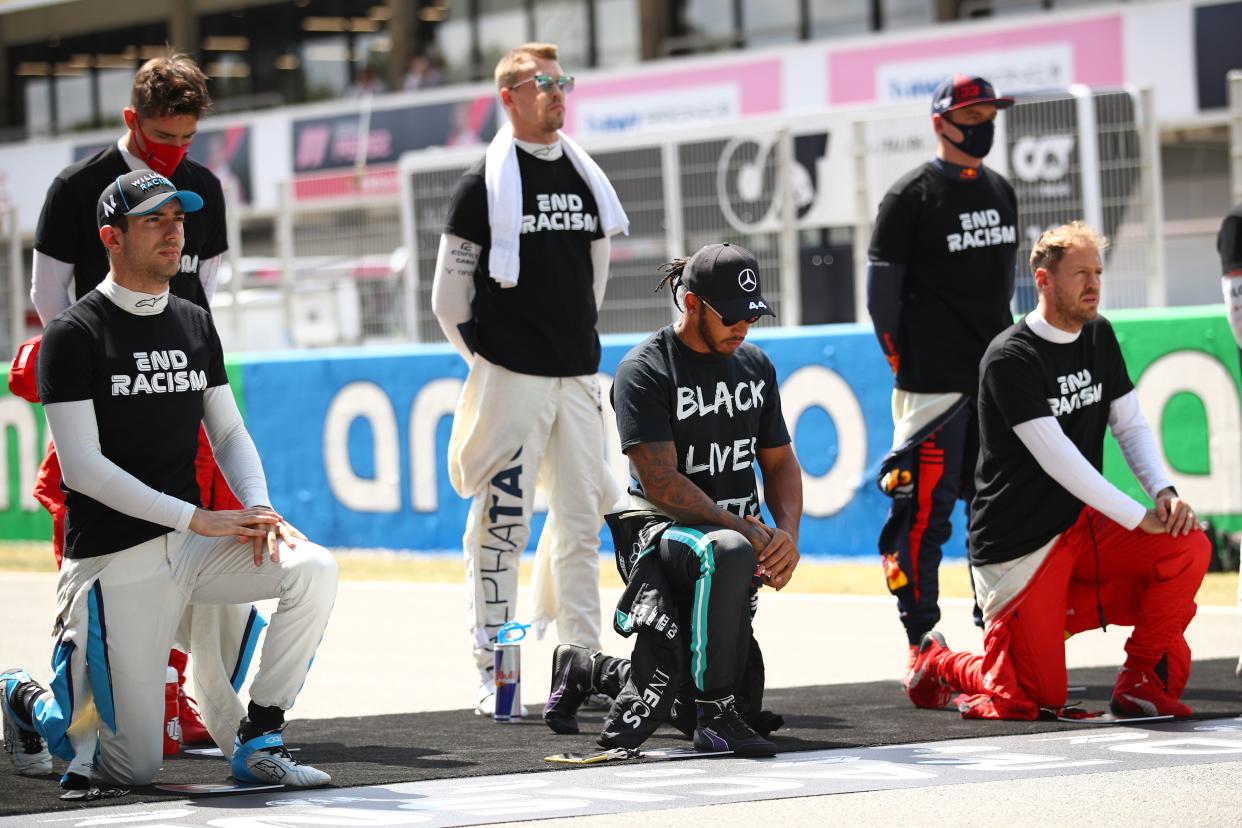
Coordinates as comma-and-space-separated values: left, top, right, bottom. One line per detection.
483, 121, 629, 288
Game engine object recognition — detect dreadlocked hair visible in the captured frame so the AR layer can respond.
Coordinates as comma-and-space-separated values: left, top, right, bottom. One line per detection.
655, 257, 690, 311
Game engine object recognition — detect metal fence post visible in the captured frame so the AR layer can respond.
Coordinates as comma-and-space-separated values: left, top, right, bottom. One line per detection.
275, 180, 296, 348
776, 127, 801, 326
851, 117, 870, 326
1231, 70, 1242, 207
5, 207, 22, 359
398, 156, 420, 343
661, 140, 684, 323
221, 183, 244, 350
1138, 86, 1166, 309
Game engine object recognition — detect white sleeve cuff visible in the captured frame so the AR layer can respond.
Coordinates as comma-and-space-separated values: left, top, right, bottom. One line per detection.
591, 236, 611, 311
1108, 390, 1173, 499
31, 251, 74, 327
1013, 417, 1147, 529
202, 385, 270, 508
199, 255, 223, 303
431, 233, 479, 362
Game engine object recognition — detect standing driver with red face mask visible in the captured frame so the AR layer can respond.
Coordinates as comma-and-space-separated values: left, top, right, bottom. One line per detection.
13, 53, 261, 763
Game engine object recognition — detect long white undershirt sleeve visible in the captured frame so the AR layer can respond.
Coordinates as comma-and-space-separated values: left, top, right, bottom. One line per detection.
202, 385, 270, 508
199, 254, 223, 303
591, 236, 611, 311
1012, 417, 1147, 530
431, 233, 479, 363
1108, 389, 1173, 500
31, 251, 75, 326
45, 399, 198, 531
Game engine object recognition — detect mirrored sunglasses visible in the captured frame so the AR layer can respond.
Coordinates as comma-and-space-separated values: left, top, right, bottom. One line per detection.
511, 73, 575, 94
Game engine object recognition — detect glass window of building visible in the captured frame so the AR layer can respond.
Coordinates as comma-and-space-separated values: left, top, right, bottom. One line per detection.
434, 4, 475, 84
683, 0, 738, 50
477, 0, 531, 76
53, 67, 92, 132
743, 0, 802, 48
809, 0, 871, 39
21, 75, 51, 136
302, 35, 351, 100
533, 1, 589, 71
882, 0, 934, 30
596, 0, 640, 67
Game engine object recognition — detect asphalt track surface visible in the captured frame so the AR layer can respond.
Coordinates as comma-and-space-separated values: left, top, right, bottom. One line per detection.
2, 571, 1241, 825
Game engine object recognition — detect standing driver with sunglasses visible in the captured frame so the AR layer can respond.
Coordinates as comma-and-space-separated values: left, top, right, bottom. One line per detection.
432, 43, 630, 714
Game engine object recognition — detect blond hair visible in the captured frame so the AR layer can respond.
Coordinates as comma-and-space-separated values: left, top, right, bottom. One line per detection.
1029, 221, 1108, 275
494, 43, 558, 90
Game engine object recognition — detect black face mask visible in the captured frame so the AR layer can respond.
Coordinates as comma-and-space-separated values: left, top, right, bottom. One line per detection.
943, 115, 994, 159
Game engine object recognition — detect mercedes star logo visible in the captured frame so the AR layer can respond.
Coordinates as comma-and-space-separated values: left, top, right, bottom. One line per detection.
738, 268, 758, 292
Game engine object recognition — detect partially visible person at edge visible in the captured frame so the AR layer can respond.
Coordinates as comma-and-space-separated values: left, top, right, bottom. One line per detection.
904, 221, 1210, 721
1216, 199, 1242, 678
430, 42, 629, 714
16, 52, 260, 752
866, 73, 1019, 666
541, 243, 801, 757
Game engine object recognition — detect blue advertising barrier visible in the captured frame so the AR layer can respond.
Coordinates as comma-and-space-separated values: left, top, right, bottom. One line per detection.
240, 325, 960, 558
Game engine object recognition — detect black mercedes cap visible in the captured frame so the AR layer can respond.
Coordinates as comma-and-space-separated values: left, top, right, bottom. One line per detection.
682, 243, 774, 324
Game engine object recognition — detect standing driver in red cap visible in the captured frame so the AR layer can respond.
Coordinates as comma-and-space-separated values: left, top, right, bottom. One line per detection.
867, 74, 1019, 665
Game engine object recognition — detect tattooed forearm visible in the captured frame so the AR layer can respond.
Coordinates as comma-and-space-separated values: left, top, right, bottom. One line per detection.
627, 441, 756, 539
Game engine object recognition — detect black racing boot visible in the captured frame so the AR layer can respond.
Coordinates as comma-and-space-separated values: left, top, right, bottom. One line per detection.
693, 695, 776, 757
543, 645, 601, 735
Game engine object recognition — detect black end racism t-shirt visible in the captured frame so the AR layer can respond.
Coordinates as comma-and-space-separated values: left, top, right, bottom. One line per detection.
34, 145, 226, 311
37, 291, 229, 559
868, 162, 1018, 394
611, 326, 791, 518
444, 148, 604, 377
969, 316, 1134, 566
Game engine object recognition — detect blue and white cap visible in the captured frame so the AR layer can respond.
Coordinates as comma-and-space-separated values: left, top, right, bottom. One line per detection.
97, 169, 203, 229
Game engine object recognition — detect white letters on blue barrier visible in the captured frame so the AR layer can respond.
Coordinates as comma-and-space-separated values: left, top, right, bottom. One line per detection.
324, 381, 401, 512
780, 365, 867, 518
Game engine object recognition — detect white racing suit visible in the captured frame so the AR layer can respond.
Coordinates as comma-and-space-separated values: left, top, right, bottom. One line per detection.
33, 531, 337, 784
448, 354, 619, 680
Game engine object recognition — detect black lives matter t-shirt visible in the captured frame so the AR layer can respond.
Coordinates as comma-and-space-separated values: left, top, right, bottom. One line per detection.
35, 145, 226, 311
444, 149, 604, 377
611, 326, 790, 518
869, 162, 1018, 394
37, 291, 229, 559
969, 317, 1134, 565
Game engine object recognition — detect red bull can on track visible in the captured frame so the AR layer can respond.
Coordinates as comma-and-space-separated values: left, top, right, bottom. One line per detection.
494, 621, 529, 723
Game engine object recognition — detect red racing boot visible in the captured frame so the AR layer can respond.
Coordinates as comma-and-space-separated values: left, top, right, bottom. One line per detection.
1110, 668, 1192, 718
904, 631, 955, 709
168, 650, 213, 745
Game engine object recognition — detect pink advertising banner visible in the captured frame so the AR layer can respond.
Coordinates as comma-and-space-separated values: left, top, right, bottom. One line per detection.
828, 14, 1125, 106
569, 58, 782, 137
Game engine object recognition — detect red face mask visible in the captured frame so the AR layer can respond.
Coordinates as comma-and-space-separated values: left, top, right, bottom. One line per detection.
127, 115, 190, 176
